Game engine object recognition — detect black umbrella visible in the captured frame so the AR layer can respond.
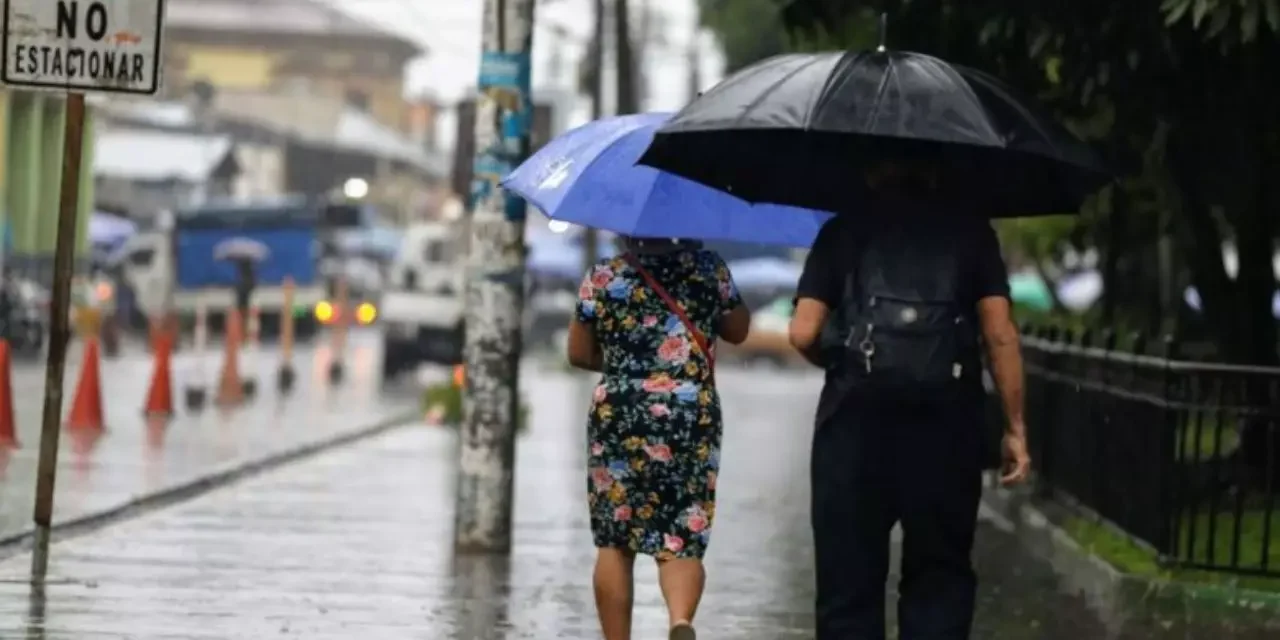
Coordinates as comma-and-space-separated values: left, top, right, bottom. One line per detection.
639, 49, 1112, 218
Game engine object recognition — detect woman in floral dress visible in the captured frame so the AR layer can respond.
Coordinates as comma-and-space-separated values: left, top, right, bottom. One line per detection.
567, 237, 751, 640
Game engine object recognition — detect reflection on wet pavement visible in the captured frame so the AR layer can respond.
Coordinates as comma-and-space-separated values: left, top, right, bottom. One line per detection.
0, 330, 417, 545
0, 364, 1252, 637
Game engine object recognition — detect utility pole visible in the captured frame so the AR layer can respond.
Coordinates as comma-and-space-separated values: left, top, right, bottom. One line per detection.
615, 0, 638, 114
581, 0, 606, 273
686, 34, 702, 103
455, 0, 537, 553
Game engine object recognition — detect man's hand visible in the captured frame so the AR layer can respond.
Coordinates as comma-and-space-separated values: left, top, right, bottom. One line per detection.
1000, 429, 1031, 486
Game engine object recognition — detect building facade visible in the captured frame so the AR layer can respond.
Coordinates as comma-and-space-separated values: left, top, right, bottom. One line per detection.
161, 0, 421, 132
0, 91, 96, 262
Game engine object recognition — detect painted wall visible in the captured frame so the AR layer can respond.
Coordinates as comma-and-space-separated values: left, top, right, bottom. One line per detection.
0, 90, 96, 266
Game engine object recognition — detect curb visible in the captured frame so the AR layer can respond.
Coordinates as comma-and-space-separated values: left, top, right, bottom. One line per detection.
982, 485, 1280, 634
0, 412, 416, 559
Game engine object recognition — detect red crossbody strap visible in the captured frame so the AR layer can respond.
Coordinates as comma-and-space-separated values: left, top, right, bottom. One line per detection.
623, 253, 714, 371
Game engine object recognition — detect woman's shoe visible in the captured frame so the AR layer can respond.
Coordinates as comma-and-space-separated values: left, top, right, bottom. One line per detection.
669, 621, 696, 640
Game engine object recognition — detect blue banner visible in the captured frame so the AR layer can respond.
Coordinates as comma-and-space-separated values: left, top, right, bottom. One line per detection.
471, 51, 533, 222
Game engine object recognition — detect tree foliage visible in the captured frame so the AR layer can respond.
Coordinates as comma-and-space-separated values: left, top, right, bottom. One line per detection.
697, 0, 1280, 364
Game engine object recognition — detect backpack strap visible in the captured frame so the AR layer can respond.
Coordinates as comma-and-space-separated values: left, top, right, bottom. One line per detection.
623, 253, 715, 375
840, 222, 869, 332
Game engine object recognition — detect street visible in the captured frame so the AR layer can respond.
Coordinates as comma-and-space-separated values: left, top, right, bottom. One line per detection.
0, 363, 1131, 638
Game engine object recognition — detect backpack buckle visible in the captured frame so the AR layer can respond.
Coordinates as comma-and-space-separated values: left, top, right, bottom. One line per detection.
858, 324, 875, 373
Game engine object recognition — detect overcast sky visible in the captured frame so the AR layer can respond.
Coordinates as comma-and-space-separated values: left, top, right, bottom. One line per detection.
322, 0, 724, 122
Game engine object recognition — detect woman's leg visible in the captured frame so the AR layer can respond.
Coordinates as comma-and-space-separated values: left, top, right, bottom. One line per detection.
594, 547, 637, 640
657, 557, 706, 627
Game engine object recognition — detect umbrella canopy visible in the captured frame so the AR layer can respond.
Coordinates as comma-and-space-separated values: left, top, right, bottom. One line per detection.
213, 237, 270, 262
727, 257, 802, 290
639, 50, 1111, 218
502, 112, 833, 248
89, 212, 137, 247
1056, 269, 1103, 311
1008, 272, 1053, 311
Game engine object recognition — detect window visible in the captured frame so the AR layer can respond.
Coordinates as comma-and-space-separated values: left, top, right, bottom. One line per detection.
324, 53, 353, 70
424, 240, 449, 264
345, 89, 369, 110
128, 248, 155, 267
320, 203, 362, 228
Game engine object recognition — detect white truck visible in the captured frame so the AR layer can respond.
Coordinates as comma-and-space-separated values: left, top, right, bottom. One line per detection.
379, 221, 467, 378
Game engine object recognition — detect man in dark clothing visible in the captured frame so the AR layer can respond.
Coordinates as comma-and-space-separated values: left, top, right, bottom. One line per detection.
233, 259, 256, 314
788, 163, 1031, 639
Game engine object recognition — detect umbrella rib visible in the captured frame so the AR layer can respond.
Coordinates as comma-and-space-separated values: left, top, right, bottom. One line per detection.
808, 50, 862, 130
862, 53, 897, 132
732, 54, 833, 129
938, 62, 1007, 146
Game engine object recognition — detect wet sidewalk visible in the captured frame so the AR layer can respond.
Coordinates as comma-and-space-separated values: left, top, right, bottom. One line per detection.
0, 329, 418, 546
0, 367, 1129, 638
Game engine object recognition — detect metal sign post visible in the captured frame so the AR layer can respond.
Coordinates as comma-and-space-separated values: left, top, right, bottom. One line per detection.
1, 0, 167, 578
29, 91, 85, 579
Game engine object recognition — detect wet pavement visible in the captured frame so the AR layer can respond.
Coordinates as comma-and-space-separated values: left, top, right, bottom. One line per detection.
0, 329, 418, 545
0, 364, 1191, 638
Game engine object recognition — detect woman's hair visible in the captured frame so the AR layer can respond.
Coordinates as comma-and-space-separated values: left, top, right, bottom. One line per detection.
622, 236, 703, 254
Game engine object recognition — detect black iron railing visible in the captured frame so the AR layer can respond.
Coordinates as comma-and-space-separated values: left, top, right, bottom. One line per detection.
1017, 325, 1280, 577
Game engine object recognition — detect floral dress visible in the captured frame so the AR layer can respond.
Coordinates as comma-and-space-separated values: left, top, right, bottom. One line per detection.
576, 248, 743, 559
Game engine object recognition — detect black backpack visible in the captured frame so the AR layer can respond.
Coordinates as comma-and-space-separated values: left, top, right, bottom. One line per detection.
823, 219, 978, 392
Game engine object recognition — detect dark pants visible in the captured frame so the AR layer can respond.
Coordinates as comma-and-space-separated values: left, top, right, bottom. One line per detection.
811, 388, 984, 639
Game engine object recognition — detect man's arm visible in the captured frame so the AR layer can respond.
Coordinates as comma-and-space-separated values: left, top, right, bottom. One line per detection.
978, 297, 1024, 432
789, 298, 830, 366
789, 218, 844, 367
971, 221, 1030, 484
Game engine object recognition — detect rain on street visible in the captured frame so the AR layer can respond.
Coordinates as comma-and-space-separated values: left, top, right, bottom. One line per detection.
0, 357, 1153, 638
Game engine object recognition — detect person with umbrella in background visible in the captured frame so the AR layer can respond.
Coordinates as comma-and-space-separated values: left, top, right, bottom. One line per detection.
214, 238, 270, 334
503, 112, 829, 640
638, 23, 1110, 639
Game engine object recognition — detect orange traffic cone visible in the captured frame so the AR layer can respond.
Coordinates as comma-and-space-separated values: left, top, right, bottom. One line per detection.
0, 340, 16, 447
66, 337, 106, 432
217, 309, 244, 406
143, 328, 174, 419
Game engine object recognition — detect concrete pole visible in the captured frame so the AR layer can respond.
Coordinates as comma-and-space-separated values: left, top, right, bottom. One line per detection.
581, 0, 605, 273
614, 0, 638, 115
454, 0, 536, 553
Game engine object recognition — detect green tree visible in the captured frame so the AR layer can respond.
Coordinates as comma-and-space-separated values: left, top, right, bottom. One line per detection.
769, 0, 1280, 366
696, 0, 789, 73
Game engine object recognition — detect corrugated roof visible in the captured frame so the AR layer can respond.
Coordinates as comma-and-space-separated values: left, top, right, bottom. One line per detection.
334, 108, 450, 176
92, 94, 448, 177
94, 129, 235, 182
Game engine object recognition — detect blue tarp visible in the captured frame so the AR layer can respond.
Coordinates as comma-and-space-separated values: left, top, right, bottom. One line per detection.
176, 227, 316, 288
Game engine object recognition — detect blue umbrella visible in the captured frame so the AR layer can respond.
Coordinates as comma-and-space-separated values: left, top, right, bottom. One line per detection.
89, 211, 137, 247
502, 112, 834, 248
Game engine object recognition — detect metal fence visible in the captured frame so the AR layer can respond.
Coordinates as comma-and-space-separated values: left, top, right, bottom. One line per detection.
1019, 325, 1280, 577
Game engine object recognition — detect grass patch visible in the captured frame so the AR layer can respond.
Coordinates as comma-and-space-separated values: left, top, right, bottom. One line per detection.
1065, 512, 1280, 593
422, 381, 530, 430
1178, 417, 1241, 460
